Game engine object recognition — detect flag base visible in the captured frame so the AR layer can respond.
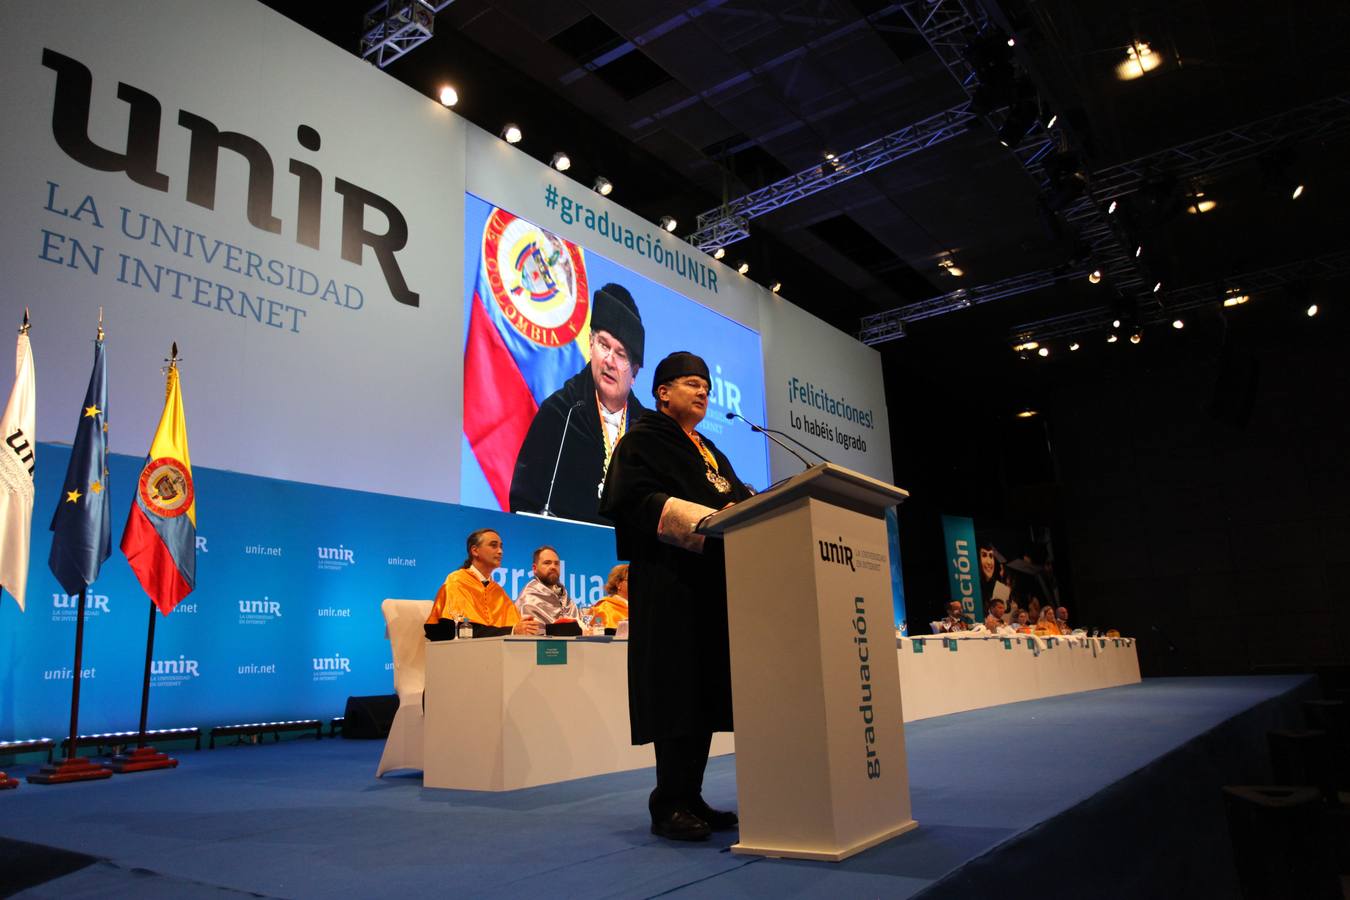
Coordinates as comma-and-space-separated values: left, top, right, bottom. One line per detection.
27, 756, 114, 784
0, 771, 18, 790
104, 746, 178, 773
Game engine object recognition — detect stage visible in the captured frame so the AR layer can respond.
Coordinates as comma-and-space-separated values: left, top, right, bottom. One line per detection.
0, 676, 1314, 898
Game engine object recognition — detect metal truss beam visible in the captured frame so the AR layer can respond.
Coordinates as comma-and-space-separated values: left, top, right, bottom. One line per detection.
1007, 250, 1350, 344
858, 264, 1087, 344
687, 103, 979, 250
859, 88, 1350, 343
360, 0, 456, 69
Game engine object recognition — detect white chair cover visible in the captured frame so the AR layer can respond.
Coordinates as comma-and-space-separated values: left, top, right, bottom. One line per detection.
376, 598, 433, 777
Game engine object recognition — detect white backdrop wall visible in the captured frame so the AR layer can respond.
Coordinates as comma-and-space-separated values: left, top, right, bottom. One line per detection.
0, 0, 891, 498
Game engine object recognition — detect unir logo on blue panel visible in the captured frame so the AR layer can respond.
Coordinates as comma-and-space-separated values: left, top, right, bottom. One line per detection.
0, 443, 621, 739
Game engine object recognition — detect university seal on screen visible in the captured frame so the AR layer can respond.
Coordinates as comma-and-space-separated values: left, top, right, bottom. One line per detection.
483, 210, 588, 347
139, 457, 194, 516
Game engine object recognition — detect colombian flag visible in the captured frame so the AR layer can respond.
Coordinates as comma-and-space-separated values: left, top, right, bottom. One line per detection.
121, 360, 195, 615
464, 208, 589, 509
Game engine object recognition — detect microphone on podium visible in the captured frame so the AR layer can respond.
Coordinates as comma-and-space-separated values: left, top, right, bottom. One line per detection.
725, 412, 829, 470
541, 400, 586, 517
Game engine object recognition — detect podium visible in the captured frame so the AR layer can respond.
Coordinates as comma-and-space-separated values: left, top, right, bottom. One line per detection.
699, 463, 917, 861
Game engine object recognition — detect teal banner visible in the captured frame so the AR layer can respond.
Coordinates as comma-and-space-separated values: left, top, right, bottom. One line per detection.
940, 514, 979, 625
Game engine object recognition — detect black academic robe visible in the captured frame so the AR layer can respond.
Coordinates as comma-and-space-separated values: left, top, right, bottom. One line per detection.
598, 409, 754, 745
509, 365, 645, 526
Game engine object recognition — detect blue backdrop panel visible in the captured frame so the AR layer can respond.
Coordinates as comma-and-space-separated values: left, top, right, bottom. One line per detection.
0, 443, 619, 740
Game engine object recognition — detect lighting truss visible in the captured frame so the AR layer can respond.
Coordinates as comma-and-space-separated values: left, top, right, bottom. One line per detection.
859, 264, 1088, 344
860, 86, 1350, 342
686, 103, 980, 251
360, 0, 457, 68
1007, 249, 1350, 344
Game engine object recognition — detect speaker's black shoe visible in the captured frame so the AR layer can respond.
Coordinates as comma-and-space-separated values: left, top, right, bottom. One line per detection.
650, 809, 712, 842
691, 797, 738, 831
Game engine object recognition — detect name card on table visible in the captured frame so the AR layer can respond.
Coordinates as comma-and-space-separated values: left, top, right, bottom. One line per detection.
536, 642, 568, 666
912, 639, 924, 654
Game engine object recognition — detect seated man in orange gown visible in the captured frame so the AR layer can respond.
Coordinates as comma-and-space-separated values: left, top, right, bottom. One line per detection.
426, 528, 541, 637
590, 563, 631, 631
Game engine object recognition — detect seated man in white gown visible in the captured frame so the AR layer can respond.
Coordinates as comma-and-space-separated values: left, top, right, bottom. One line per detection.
515, 545, 582, 625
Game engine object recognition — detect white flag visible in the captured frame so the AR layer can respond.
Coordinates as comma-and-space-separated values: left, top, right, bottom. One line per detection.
0, 330, 36, 610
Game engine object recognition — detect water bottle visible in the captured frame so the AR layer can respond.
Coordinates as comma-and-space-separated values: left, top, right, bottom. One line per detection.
456, 614, 473, 640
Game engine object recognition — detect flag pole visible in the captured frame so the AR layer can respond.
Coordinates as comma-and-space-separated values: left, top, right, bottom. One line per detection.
0, 311, 30, 788
106, 342, 179, 773
28, 588, 110, 783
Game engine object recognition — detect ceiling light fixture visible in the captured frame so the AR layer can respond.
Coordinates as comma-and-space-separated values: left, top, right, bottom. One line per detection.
712, 247, 725, 260
1088, 269, 1102, 284
1012, 340, 1040, 352
770, 281, 782, 294
1153, 281, 1163, 293
592, 176, 613, 196
1130, 331, 1142, 344
1107, 200, 1118, 214
1291, 184, 1305, 200
1223, 290, 1249, 308
1135, 245, 1143, 258
500, 123, 522, 144
1185, 190, 1217, 214
939, 258, 964, 277
1069, 342, 1081, 351
1107, 334, 1119, 343
736, 260, 750, 275
1045, 113, 1058, 129
1116, 40, 1161, 81
550, 152, 571, 172
1015, 409, 1038, 418
659, 216, 678, 233
438, 85, 458, 108
1112, 318, 1121, 328
1307, 303, 1319, 317
1172, 319, 1184, 329
1037, 347, 1049, 357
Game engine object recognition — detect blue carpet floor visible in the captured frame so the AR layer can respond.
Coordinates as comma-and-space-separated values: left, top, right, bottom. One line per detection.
0, 676, 1315, 899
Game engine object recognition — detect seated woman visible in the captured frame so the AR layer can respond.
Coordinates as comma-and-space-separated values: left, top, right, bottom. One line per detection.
1033, 605, 1062, 636
590, 563, 630, 633
1013, 609, 1033, 633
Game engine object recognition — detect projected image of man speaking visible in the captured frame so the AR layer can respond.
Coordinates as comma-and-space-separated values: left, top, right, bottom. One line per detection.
509, 283, 646, 524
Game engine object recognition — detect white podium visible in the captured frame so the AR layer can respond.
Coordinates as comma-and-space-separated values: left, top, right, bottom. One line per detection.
699, 463, 917, 861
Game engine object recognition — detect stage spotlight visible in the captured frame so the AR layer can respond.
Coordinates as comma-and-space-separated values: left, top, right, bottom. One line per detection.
1116, 40, 1161, 80
1007, 36, 1016, 47
736, 260, 750, 275
1107, 200, 1118, 215
1037, 347, 1049, 357
551, 152, 571, 172
1223, 290, 1249, 307
1292, 183, 1305, 200
1153, 281, 1162, 293
998, 100, 1038, 148
593, 176, 613, 196
659, 216, 677, 233
1185, 190, 1216, 214
501, 124, 522, 144
1307, 303, 1319, 317
1130, 331, 1142, 344
1135, 245, 1143, 258
1015, 409, 1038, 418
1088, 269, 1102, 284
1112, 319, 1121, 328
438, 85, 458, 107
1107, 333, 1119, 343
770, 281, 782, 294
940, 258, 964, 277
1069, 342, 1081, 351
1045, 112, 1058, 129
1012, 340, 1039, 352
1172, 319, 1184, 329
712, 247, 725, 260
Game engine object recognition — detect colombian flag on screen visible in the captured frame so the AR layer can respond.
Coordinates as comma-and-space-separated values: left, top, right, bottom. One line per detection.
121, 361, 195, 615
464, 208, 589, 510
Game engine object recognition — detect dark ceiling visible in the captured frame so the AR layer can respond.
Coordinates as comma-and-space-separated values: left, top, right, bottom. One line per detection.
262, 0, 1350, 373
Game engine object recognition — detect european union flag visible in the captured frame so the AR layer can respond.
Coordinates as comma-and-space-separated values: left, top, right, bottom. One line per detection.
49, 334, 110, 594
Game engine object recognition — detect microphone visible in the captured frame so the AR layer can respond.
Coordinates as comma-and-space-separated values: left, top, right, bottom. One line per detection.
541, 400, 586, 517
725, 412, 818, 470
725, 412, 831, 468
